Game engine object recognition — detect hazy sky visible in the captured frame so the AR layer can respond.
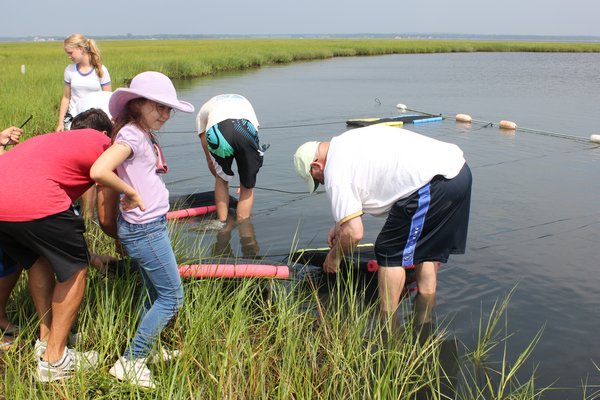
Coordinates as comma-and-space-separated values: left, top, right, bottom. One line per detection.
3, 0, 600, 38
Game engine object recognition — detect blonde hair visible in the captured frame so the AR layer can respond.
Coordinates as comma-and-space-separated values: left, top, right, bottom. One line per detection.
64, 33, 105, 79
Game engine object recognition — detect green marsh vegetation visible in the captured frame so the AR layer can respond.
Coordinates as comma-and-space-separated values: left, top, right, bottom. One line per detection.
1, 38, 600, 135
0, 220, 583, 399
2, 38, 600, 398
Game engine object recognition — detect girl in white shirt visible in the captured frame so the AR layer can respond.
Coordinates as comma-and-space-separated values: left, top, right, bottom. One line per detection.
57, 33, 112, 131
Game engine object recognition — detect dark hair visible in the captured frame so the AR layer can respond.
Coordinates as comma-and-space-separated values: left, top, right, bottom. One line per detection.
71, 108, 113, 136
112, 97, 149, 140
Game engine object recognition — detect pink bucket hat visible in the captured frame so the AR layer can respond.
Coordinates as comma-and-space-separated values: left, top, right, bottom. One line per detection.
109, 71, 194, 118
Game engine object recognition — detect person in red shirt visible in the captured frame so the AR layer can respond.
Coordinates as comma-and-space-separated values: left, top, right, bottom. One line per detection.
0, 124, 23, 349
0, 109, 116, 381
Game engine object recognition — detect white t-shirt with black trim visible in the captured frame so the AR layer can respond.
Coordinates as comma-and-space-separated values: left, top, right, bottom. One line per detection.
64, 64, 111, 115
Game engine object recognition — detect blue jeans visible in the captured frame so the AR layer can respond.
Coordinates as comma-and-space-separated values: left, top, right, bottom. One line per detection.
117, 215, 184, 359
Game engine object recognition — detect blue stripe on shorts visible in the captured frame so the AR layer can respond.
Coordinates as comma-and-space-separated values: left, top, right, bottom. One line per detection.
402, 184, 431, 265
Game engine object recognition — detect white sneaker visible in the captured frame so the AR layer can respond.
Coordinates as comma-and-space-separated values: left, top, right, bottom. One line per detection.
146, 348, 181, 364
34, 339, 46, 359
35, 333, 84, 359
109, 357, 156, 389
36, 347, 99, 382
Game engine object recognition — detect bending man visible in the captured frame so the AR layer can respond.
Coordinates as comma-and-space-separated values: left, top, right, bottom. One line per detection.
293, 125, 472, 322
0, 109, 115, 381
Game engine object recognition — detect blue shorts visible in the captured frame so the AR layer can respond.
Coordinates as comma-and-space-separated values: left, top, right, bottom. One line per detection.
375, 163, 472, 267
205, 119, 264, 188
0, 247, 19, 278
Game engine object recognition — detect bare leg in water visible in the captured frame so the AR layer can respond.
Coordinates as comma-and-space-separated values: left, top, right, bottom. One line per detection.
378, 261, 438, 335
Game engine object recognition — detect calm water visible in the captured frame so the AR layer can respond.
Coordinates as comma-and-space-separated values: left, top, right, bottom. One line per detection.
159, 52, 600, 398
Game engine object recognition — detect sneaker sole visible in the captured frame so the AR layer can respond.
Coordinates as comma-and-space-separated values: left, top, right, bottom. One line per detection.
36, 369, 74, 382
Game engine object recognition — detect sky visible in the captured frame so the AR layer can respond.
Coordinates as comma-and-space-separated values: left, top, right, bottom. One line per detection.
2, 0, 600, 39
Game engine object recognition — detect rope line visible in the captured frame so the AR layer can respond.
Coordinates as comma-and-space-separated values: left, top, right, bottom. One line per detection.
401, 106, 591, 143
160, 111, 591, 144
511, 126, 590, 143
236, 185, 325, 195
162, 109, 596, 192
159, 120, 349, 135
260, 121, 345, 130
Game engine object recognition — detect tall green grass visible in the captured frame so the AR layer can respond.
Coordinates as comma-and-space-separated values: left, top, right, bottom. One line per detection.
0, 221, 561, 399
1, 38, 599, 134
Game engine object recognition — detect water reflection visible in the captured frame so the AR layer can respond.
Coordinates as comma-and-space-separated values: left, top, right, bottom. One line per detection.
415, 335, 460, 400
210, 216, 261, 259
410, 293, 460, 399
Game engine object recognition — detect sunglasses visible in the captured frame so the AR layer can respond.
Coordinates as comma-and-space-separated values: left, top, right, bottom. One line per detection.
155, 103, 176, 118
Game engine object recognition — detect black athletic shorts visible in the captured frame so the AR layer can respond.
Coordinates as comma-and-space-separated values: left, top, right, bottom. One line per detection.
375, 163, 472, 267
0, 209, 90, 282
206, 118, 264, 188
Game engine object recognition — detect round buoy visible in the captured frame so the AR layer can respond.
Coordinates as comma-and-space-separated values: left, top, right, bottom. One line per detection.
590, 134, 600, 144
499, 120, 517, 130
455, 114, 472, 123
396, 103, 407, 111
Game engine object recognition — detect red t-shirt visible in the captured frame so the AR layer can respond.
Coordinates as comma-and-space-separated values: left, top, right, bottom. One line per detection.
0, 129, 111, 222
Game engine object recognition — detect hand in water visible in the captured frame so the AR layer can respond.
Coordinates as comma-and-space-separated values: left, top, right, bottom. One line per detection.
322, 251, 339, 273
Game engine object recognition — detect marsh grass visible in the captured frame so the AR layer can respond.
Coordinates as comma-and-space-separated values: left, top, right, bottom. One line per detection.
581, 363, 600, 400
453, 282, 553, 400
2, 36, 597, 394
469, 285, 518, 366
1, 38, 600, 135
0, 220, 561, 399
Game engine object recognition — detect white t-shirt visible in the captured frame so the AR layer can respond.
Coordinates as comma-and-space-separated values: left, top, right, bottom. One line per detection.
196, 94, 259, 133
73, 90, 113, 118
64, 64, 111, 115
325, 125, 466, 223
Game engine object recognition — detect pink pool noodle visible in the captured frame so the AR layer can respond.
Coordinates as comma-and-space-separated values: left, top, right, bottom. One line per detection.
179, 263, 289, 279
167, 205, 217, 220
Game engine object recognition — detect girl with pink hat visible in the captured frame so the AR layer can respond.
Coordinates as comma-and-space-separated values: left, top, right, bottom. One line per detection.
90, 71, 194, 388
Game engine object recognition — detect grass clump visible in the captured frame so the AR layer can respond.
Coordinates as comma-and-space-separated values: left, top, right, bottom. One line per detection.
0, 222, 557, 398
